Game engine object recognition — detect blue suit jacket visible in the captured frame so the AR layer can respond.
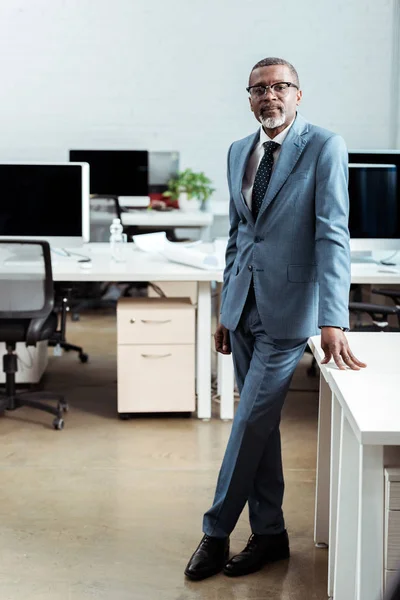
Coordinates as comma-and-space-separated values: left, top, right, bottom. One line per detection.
220, 113, 351, 339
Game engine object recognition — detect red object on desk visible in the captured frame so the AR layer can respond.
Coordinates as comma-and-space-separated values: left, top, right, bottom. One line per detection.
149, 193, 179, 210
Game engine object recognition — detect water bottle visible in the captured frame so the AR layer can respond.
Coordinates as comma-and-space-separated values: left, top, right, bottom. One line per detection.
109, 218, 127, 262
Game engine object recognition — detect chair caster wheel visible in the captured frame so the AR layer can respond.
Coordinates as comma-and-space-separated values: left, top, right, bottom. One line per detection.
79, 353, 89, 363
61, 403, 69, 413
53, 418, 64, 430
71, 314, 80, 322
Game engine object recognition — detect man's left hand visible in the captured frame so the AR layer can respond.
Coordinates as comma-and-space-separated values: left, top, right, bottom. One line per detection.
320, 327, 367, 371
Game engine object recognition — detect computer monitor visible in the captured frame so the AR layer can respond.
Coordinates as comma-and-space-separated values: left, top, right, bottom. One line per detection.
0, 162, 90, 247
69, 150, 149, 207
148, 151, 179, 193
348, 151, 400, 254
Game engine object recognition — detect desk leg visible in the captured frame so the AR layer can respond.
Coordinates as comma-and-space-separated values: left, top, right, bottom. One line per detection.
218, 353, 234, 420
334, 411, 359, 599
328, 395, 342, 598
196, 281, 212, 420
356, 444, 384, 600
314, 372, 332, 547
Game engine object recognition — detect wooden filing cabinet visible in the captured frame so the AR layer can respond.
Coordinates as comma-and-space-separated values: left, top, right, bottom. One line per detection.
117, 297, 195, 414
385, 468, 400, 588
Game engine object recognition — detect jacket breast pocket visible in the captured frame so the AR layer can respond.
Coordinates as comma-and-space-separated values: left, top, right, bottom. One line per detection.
287, 264, 317, 283
286, 171, 310, 182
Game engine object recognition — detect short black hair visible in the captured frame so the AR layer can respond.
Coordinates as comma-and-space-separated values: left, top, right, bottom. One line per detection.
250, 57, 300, 87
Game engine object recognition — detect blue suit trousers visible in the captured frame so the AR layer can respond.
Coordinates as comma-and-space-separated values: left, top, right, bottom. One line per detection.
203, 286, 308, 538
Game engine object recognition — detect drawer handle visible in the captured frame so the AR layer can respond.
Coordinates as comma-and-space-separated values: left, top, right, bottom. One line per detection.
130, 319, 135, 324
141, 353, 172, 359
140, 319, 172, 324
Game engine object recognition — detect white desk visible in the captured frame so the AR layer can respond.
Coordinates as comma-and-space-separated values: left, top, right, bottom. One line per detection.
351, 262, 400, 284
309, 332, 400, 600
90, 209, 213, 241
50, 243, 223, 420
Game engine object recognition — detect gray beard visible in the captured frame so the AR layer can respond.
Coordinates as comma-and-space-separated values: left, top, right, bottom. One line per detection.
260, 112, 286, 129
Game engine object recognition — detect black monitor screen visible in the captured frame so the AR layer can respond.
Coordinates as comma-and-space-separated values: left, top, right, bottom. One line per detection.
70, 150, 148, 196
0, 164, 83, 237
348, 152, 400, 239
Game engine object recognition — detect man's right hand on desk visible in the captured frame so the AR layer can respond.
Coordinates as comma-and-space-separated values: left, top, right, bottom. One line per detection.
214, 324, 231, 355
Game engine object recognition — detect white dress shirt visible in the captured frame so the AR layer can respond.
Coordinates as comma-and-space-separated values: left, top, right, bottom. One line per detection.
242, 120, 294, 211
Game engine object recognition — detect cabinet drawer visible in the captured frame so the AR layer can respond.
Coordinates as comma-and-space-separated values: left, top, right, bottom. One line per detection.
386, 510, 400, 570
117, 298, 195, 345
117, 344, 195, 413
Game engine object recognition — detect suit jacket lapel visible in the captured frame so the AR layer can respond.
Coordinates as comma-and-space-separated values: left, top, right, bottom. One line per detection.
257, 114, 309, 219
234, 131, 259, 224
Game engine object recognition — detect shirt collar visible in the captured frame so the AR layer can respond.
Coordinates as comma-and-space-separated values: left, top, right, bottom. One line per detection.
259, 117, 295, 147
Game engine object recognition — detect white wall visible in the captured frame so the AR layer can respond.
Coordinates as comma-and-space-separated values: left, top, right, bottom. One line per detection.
0, 0, 397, 201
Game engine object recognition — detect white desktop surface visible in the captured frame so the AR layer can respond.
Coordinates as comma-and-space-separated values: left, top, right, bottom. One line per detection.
351, 262, 400, 283
329, 369, 400, 445
308, 331, 400, 376
309, 332, 400, 445
51, 243, 223, 283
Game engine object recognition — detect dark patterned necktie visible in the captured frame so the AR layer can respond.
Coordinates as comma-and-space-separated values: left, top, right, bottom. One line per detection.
251, 141, 280, 219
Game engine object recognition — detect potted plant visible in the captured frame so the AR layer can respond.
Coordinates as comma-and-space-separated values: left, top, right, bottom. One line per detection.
162, 168, 215, 212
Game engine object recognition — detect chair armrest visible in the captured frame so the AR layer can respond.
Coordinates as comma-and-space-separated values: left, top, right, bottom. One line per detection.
26, 317, 51, 346
349, 301, 400, 318
371, 288, 400, 305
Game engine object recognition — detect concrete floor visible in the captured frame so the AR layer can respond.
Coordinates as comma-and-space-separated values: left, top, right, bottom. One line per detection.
0, 311, 326, 600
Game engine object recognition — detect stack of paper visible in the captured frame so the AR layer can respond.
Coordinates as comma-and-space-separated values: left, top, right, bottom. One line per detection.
132, 232, 223, 270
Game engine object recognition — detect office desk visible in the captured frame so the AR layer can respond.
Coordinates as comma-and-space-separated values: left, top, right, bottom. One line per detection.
50, 243, 222, 420
309, 332, 400, 600
90, 209, 214, 241
312, 265, 400, 538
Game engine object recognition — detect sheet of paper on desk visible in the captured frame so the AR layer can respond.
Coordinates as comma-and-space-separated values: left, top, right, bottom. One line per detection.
132, 232, 166, 253
132, 231, 221, 270
163, 239, 220, 270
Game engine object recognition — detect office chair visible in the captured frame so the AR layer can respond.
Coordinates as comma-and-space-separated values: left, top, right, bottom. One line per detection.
349, 301, 400, 332
371, 288, 400, 311
0, 240, 68, 430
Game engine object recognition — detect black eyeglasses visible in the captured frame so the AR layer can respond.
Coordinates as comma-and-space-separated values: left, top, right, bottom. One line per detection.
246, 82, 299, 98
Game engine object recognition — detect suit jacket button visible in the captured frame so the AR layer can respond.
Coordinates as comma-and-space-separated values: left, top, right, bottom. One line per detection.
248, 265, 253, 271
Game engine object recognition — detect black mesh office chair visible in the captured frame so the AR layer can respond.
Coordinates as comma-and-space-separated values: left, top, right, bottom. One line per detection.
349, 287, 400, 332
0, 240, 68, 430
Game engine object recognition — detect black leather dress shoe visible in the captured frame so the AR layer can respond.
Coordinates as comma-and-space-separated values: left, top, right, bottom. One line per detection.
184, 534, 230, 581
223, 530, 289, 577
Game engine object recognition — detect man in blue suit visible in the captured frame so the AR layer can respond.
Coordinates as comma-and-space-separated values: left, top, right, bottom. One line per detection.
185, 57, 366, 581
